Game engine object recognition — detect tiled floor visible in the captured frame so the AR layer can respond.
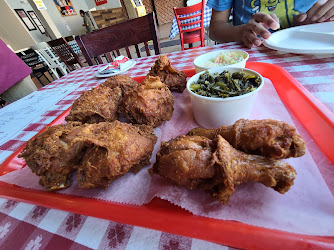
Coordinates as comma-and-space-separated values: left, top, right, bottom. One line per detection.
32, 22, 214, 88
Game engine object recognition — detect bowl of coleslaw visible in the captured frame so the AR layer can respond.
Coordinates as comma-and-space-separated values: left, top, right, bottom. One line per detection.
193, 49, 249, 73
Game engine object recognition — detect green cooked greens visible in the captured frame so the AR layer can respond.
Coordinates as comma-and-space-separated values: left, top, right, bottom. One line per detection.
190, 70, 261, 98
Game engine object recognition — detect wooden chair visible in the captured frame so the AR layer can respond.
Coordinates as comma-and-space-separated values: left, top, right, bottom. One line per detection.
48, 37, 84, 71
75, 12, 161, 66
16, 48, 55, 86
174, 1, 205, 50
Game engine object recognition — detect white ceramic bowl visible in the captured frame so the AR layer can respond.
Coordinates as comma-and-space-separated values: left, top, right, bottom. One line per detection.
193, 49, 249, 73
187, 67, 264, 128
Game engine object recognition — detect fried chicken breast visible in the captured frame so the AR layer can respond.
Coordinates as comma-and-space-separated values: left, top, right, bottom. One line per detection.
19, 121, 157, 190
65, 86, 122, 124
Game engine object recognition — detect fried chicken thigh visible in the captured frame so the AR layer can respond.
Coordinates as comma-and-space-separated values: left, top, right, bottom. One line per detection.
146, 55, 187, 92
188, 119, 305, 160
123, 76, 174, 127
19, 121, 157, 190
65, 86, 122, 124
101, 74, 138, 95
150, 135, 296, 204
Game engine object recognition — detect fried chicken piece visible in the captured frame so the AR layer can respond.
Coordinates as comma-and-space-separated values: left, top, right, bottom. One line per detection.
19, 121, 157, 190
146, 55, 187, 92
123, 76, 174, 127
65, 86, 122, 124
76, 121, 157, 189
19, 122, 84, 190
101, 74, 138, 95
150, 135, 296, 205
187, 119, 305, 160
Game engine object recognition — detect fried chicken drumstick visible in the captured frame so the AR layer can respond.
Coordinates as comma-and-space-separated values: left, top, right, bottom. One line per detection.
19, 121, 157, 190
146, 55, 187, 92
65, 86, 122, 124
150, 135, 296, 204
187, 119, 305, 160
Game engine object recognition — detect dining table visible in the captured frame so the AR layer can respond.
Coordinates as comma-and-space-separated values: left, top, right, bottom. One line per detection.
0, 42, 333, 250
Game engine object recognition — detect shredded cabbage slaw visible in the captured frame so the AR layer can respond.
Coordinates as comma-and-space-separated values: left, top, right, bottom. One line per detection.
201, 51, 246, 68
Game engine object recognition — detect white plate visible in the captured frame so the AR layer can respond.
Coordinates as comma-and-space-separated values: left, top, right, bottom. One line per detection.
264, 22, 334, 54
94, 60, 136, 78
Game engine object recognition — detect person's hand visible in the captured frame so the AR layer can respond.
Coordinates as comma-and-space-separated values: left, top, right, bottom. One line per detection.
294, 0, 334, 26
240, 12, 280, 48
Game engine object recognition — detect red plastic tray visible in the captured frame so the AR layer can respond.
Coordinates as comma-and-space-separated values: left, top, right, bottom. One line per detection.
0, 62, 333, 249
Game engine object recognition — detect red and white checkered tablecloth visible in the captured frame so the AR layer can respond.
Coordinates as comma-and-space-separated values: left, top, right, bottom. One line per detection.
0, 42, 333, 249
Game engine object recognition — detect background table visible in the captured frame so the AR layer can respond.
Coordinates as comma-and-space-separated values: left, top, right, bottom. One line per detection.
0, 42, 333, 249
169, 5, 212, 39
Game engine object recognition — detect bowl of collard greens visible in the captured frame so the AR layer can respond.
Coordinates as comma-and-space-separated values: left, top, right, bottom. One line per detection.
187, 67, 264, 128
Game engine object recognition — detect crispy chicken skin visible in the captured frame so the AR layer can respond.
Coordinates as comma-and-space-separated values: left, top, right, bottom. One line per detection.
76, 121, 157, 189
18, 122, 84, 190
19, 121, 157, 190
187, 119, 306, 160
146, 55, 187, 92
65, 86, 122, 124
150, 135, 296, 204
101, 74, 139, 95
123, 76, 174, 127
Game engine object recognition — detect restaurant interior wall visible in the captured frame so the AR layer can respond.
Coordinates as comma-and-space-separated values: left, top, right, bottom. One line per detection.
4, 0, 49, 45
31, 0, 122, 37
29, 0, 90, 37
85, 0, 122, 11
0, 1, 36, 51
1, 0, 123, 51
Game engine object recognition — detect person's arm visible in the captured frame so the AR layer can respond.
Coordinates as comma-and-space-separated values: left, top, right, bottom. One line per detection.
209, 9, 242, 43
294, 0, 334, 25
209, 9, 280, 48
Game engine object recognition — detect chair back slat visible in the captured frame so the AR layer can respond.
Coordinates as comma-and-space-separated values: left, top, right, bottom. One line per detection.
135, 44, 141, 58
125, 47, 132, 59
75, 12, 160, 66
143, 42, 151, 56
106, 53, 113, 63
16, 49, 41, 67
180, 20, 201, 27
48, 38, 84, 70
97, 56, 104, 64
179, 13, 201, 20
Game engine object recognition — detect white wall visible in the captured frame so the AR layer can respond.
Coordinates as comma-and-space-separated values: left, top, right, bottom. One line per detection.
85, 0, 122, 11
38, 0, 89, 37
4, 0, 49, 46
1, 0, 123, 50
42, 0, 122, 36
0, 1, 36, 51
